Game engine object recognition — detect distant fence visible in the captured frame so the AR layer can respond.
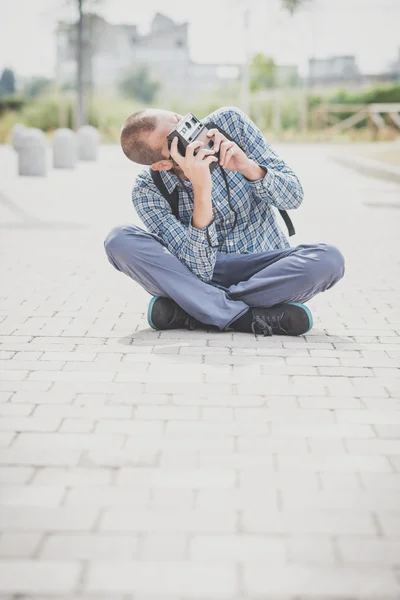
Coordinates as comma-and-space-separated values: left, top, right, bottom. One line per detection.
312, 103, 400, 135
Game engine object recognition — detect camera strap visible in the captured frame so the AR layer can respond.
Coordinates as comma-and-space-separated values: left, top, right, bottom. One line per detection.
149, 122, 295, 237
150, 169, 180, 219
207, 122, 295, 237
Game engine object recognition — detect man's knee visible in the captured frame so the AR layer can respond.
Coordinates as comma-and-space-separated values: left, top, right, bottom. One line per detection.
322, 244, 345, 283
310, 244, 345, 290
104, 224, 140, 262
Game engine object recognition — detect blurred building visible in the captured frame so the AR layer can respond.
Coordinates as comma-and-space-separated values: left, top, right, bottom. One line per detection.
275, 65, 299, 87
308, 52, 400, 91
55, 12, 239, 100
390, 48, 400, 75
308, 55, 359, 84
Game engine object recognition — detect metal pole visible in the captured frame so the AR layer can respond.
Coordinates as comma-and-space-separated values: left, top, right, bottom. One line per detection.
76, 0, 86, 128
240, 6, 251, 114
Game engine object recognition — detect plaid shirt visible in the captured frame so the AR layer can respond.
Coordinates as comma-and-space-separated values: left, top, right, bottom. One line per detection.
132, 107, 303, 282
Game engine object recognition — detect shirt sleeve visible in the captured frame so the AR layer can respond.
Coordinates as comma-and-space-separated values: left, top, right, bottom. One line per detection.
211, 107, 304, 210
132, 180, 218, 283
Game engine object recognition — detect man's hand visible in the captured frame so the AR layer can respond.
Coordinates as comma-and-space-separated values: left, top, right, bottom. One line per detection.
170, 137, 217, 192
206, 128, 266, 181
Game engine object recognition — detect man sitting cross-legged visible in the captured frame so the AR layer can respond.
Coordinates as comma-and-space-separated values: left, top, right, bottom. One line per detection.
104, 106, 345, 336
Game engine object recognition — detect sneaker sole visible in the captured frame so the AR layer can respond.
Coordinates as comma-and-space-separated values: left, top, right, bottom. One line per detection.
147, 296, 160, 330
288, 302, 313, 334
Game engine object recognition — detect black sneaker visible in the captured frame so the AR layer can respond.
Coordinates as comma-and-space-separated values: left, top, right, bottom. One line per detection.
147, 296, 204, 331
238, 302, 313, 337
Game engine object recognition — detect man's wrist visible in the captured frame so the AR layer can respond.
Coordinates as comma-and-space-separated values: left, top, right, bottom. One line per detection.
192, 184, 212, 202
240, 159, 266, 182
192, 185, 213, 229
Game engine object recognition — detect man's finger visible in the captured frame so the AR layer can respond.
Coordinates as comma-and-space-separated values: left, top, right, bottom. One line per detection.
194, 147, 215, 160
185, 140, 204, 160
207, 129, 226, 152
204, 155, 218, 166
169, 137, 183, 166
219, 141, 235, 166
212, 132, 225, 153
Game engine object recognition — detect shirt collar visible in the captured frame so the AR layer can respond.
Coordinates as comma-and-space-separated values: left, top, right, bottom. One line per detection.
160, 168, 192, 194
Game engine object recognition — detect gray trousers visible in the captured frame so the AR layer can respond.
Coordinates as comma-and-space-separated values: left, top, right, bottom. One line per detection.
104, 225, 345, 330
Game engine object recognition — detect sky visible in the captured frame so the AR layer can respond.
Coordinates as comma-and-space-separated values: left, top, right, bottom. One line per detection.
0, 0, 399, 78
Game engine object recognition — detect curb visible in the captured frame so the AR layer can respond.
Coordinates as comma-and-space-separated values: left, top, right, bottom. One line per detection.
331, 154, 400, 186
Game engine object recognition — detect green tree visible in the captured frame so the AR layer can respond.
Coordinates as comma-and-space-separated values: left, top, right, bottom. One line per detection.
24, 77, 52, 98
250, 54, 276, 91
119, 67, 160, 104
0, 68, 16, 96
281, 0, 310, 14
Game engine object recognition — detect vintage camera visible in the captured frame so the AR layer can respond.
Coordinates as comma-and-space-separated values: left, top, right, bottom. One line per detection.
167, 113, 218, 172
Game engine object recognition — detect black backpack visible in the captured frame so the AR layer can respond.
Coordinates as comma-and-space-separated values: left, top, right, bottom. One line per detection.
150, 122, 295, 237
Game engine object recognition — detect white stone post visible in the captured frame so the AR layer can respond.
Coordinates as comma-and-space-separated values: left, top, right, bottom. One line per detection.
17, 129, 47, 177
53, 128, 78, 169
11, 123, 27, 151
77, 125, 100, 161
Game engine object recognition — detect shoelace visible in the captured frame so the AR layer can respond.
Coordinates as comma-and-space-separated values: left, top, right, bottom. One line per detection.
173, 304, 197, 331
251, 312, 288, 338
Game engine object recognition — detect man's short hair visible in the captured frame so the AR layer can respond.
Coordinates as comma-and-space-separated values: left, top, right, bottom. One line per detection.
120, 110, 164, 165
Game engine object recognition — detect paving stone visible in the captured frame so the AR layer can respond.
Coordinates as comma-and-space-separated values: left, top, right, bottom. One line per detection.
64, 485, 150, 507
278, 454, 392, 472
151, 489, 194, 509
243, 509, 376, 535
0, 416, 61, 432
0, 560, 80, 593
0, 485, 65, 507
140, 534, 187, 561
346, 439, 400, 454
282, 489, 400, 510
31, 467, 112, 486
338, 538, 400, 565
0, 447, 80, 466
100, 509, 236, 533
13, 432, 124, 451
0, 506, 98, 531
0, 533, 42, 557
270, 422, 375, 438
286, 536, 336, 565
243, 565, 400, 597
376, 512, 400, 537
0, 403, 34, 416
41, 534, 139, 559
86, 561, 236, 595
190, 534, 286, 563
196, 489, 277, 510
0, 432, 15, 446
0, 467, 34, 483
116, 467, 235, 489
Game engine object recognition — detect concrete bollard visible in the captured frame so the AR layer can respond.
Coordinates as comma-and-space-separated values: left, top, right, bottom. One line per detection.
17, 128, 47, 177
11, 123, 27, 151
77, 125, 100, 161
53, 128, 78, 169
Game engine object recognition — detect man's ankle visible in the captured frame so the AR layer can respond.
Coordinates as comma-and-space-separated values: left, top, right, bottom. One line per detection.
231, 309, 252, 332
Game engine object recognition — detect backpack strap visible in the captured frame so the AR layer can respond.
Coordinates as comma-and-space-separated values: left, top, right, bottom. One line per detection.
150, 169, 180, 219
207, 121, 296, 237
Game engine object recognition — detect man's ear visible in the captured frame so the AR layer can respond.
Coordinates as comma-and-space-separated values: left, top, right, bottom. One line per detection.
151, 159, 174, 171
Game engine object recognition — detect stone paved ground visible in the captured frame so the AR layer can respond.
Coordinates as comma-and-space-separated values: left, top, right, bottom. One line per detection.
0, 142, 399, 600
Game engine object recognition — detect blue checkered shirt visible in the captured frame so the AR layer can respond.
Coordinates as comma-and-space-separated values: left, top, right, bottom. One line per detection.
132, 107, 303, 282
